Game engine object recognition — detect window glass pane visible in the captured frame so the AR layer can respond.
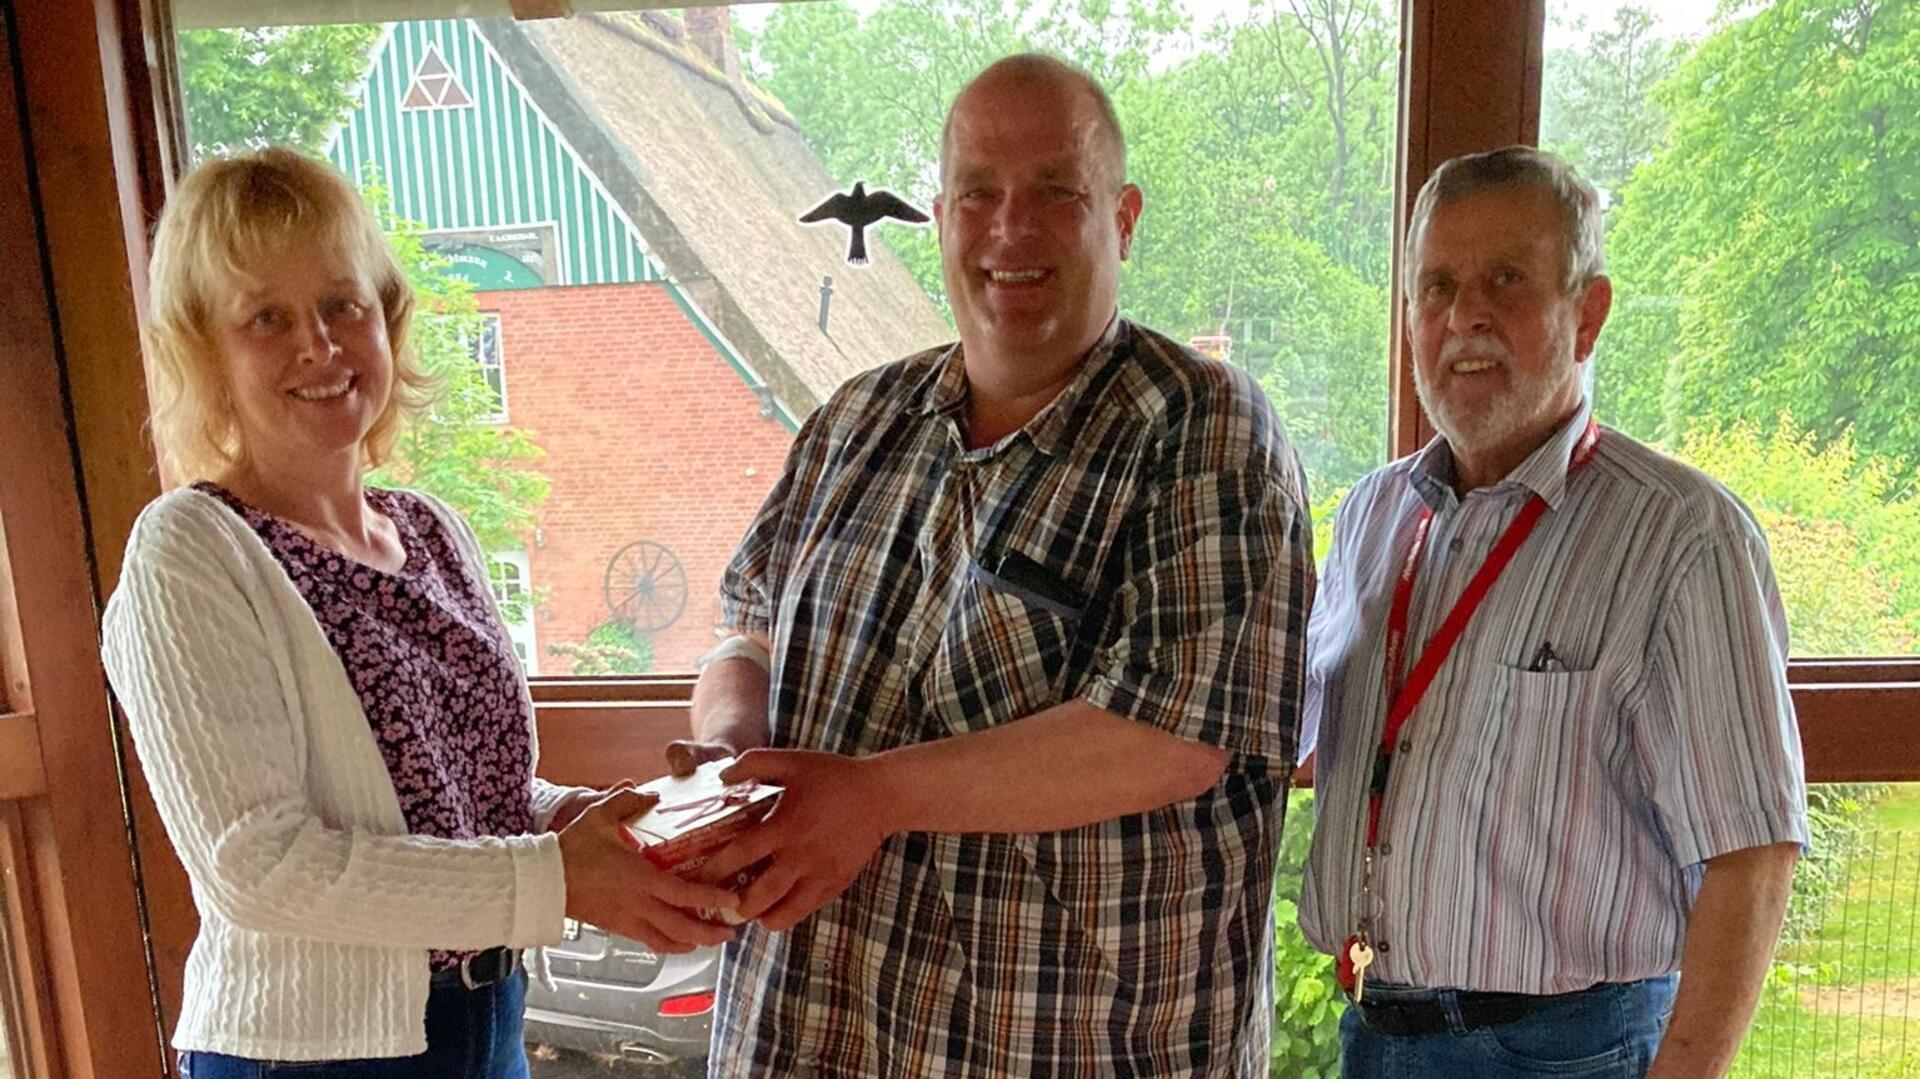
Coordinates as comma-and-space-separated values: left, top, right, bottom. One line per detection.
487, 551, 538, 675
467, 313, 507, 422
0, 865, 27, 1079
1543, 0, 1920, 658
1740, 782, 1920, 1077
172, 3, 1400, 1073
171, 0, 1398, 678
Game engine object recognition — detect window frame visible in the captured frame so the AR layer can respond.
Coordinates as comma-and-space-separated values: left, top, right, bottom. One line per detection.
134, 0, 1920, 773
2, 2, 1911, 1076
0, 0, 182, 1071
470, 311, 508, 424
487, 548, 538, 674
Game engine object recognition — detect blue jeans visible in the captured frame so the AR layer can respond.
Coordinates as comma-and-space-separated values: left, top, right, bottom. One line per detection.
1339, 975, 1679, 1078
179, 969, 530, 1079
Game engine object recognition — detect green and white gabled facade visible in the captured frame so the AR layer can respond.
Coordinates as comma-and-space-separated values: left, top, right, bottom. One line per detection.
322, 18, 797, 430
327, 19, 665, 289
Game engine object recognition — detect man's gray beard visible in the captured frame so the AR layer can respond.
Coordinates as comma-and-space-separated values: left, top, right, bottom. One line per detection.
1415, 337, 1574, 462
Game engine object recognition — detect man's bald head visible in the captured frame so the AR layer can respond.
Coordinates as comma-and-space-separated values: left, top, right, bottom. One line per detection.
939, 54, 1128, 192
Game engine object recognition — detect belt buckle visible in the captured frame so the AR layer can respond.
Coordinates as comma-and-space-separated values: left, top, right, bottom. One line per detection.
459, 947, 513, 990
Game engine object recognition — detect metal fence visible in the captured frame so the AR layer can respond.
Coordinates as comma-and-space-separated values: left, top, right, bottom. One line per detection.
1739, 791, 1920, 1079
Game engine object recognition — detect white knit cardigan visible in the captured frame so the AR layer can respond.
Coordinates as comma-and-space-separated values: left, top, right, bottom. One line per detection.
102, 487, 582, 1061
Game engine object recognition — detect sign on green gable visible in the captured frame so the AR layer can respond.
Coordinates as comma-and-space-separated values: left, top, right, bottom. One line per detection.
422, 225, 558, 291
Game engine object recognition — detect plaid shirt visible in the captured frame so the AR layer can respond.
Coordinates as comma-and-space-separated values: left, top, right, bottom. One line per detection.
712, 319, 1313, 1077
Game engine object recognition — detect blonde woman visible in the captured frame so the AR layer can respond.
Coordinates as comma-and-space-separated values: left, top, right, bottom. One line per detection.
102, 148, 735, 1078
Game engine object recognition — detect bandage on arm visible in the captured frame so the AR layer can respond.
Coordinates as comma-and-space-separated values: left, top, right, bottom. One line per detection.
689, 633, 773, 751
694, 634, 771, 673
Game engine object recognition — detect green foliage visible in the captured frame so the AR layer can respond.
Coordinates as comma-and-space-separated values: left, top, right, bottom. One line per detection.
1122, 3, 1397, 490
1781, 784, 1888, 945
1675, 419, 1920, 655
1540, 6, 1689, 196
177, 25, 380, 161
1309, 486, 1346, 564
549, 619, 658, 676
1599, 0, 1920, 469
1271, 790, 1344, 1077
365, 194, 552, 553
1738, 786, 1916, 1079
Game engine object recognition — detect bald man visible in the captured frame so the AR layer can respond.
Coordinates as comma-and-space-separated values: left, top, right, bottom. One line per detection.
673, 54, 1314, 1075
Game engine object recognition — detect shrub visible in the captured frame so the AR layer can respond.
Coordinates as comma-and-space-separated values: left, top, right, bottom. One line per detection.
548, 618, 656, 676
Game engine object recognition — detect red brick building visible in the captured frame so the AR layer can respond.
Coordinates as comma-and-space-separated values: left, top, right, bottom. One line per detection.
480, 284, 798, 671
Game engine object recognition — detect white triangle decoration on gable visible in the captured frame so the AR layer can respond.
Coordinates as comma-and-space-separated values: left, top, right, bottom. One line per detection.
400, 43, 472, 111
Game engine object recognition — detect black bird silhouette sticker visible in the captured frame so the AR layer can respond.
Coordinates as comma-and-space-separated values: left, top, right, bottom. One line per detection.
799, 181, 929, 267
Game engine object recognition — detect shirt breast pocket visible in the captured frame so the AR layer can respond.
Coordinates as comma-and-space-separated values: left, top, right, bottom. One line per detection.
944, 556, 1088, 727
1475, 661, 1613, 877
1489, 661, 1610, 780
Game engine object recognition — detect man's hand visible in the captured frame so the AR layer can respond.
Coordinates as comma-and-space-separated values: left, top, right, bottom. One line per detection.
557, 788, 742, 955
666, 739, 740, 779
691, 750, 893, 932
685, 632, 773, 776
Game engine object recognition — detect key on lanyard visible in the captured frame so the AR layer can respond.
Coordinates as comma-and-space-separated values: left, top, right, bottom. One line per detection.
1347, 939, 1376, 1003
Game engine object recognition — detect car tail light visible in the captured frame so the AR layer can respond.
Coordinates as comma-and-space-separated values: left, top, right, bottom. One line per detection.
658, 991, 716, 1018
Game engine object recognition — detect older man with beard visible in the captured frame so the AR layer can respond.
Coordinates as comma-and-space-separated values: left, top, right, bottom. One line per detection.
1298, 146, 1808, 1079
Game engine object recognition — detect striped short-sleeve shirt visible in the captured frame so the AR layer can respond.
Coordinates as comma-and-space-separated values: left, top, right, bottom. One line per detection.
712, 319, 1314, 1076
1299, 400, 1809, 994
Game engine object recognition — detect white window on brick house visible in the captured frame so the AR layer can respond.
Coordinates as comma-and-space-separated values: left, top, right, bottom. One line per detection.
487, 550, 537, 675
469, 313, 506, 423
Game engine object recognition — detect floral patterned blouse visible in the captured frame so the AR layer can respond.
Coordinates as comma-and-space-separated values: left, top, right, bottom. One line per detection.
198, 482, 535, 971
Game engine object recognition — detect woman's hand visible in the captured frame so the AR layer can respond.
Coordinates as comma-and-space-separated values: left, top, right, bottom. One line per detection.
545, 786, 604, 832
557, 788, 739, 954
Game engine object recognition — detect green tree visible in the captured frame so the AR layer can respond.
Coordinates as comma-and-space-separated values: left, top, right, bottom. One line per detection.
1270, 792, 1344, 1077
369, 209, 551, 558
1247, 0, 1400, 281
177, 25, 380, 161
1117, 2, 1396, 490
1599, 0, 1920, 466
548, 619, 657, 676
1130, 0, 1397, 490
745, 0, 1183, 306
1675, 419, 1920, 655
1539, 6, 1688, 198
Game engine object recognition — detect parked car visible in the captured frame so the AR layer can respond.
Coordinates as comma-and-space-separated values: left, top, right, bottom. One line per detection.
524, 918, 721, 1071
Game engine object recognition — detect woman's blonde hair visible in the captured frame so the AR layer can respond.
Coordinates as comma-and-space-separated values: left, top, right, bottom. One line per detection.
144, 147, 434, 482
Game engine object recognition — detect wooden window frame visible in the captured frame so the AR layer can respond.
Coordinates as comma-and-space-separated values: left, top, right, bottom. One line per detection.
1391, 0, 1915, 785
0, 1, 1910, 1076
534, 0, 1918, 788
0, 804, 66, 1079
0, 0, 183, 1072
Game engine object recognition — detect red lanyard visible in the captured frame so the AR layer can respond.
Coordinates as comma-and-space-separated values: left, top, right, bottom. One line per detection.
1337, 420, 1601, 997
1364, 419, 1600, 848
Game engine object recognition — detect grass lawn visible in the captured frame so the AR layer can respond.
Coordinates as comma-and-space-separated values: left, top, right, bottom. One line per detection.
1875, 794, 1920, 834
1263, 787, 1920, 1077
1736, 785, 1920, 1078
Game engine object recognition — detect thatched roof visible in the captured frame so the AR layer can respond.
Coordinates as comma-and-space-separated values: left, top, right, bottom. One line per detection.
480, 12, 952, 415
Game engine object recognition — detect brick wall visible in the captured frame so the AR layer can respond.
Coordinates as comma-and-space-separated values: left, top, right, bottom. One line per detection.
479, 282, 794, 673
